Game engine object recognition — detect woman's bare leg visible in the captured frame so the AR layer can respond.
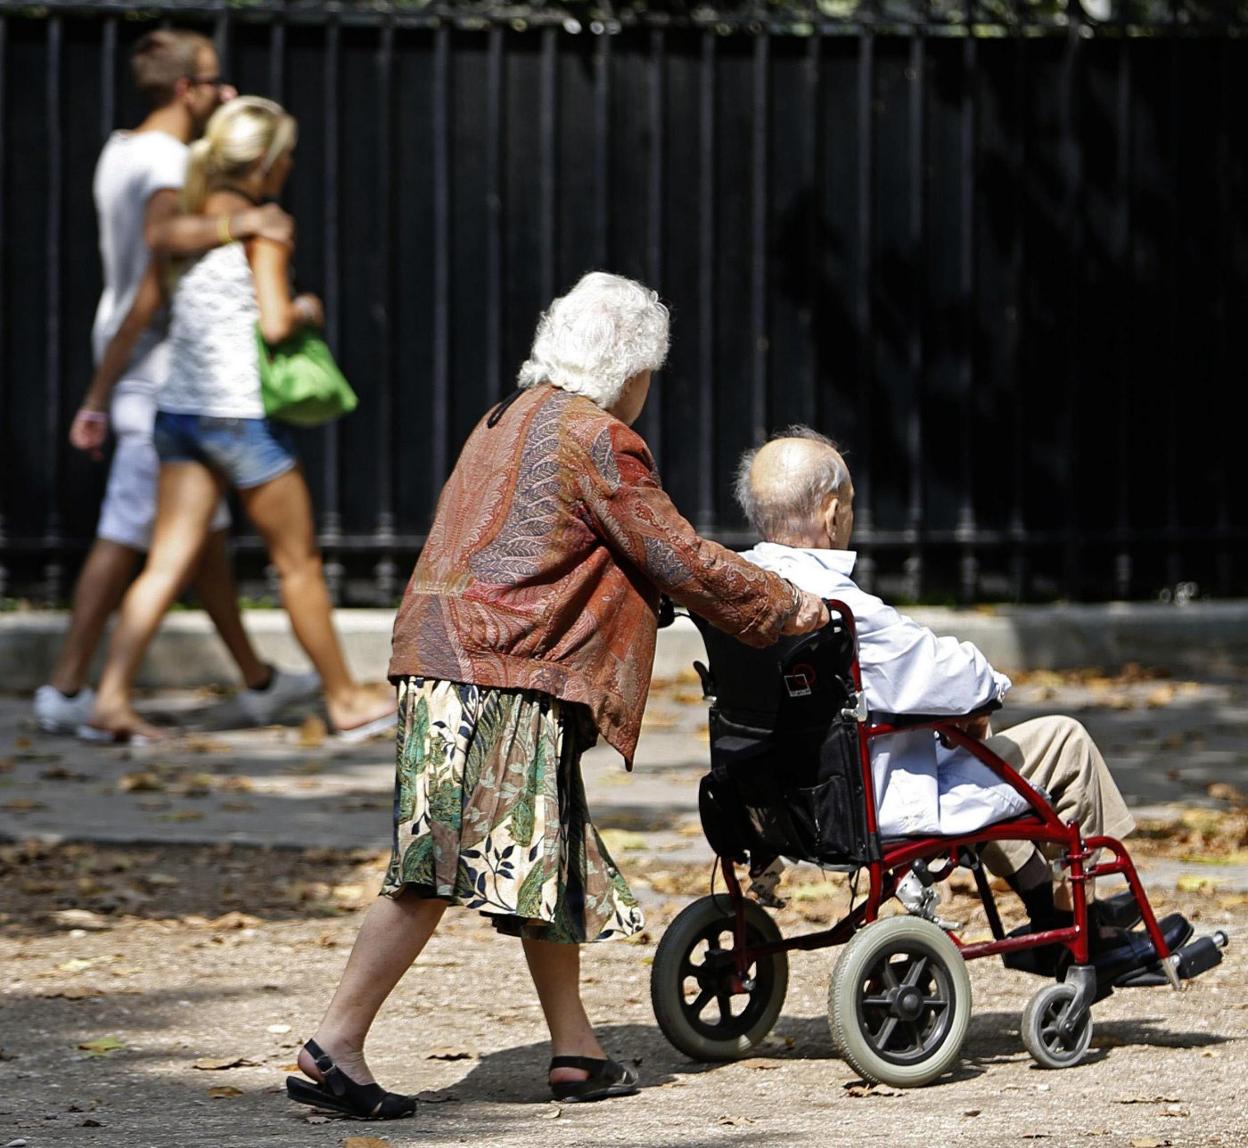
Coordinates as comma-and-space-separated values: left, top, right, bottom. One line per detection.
301, 892, 446, 1086
522, 937, 607, 1085
191, 528, 269, 690
238, 468, 393, 730
90, 463, 222, 737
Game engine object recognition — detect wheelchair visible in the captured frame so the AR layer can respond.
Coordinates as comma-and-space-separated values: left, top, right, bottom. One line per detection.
649, 601, 1229, 1087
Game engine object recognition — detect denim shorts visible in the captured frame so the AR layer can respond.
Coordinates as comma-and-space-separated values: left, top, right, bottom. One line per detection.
153, 411, 297, 490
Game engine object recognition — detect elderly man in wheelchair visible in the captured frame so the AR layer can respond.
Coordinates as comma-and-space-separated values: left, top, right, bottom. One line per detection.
648, 426, 1227, 1087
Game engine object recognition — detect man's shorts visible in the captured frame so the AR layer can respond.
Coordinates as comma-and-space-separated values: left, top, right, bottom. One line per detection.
153, 410, 297, 491
97, 388, 230, 551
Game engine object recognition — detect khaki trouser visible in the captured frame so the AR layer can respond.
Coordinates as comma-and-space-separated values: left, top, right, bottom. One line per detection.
979, 715, 1136, 878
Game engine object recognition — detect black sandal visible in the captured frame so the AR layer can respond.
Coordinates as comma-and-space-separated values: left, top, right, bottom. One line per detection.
548, 1055, 639, 1103
285, 1039, 416, 1120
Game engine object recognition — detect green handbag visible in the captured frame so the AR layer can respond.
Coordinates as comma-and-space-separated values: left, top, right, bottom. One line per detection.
256, 326, 359, 427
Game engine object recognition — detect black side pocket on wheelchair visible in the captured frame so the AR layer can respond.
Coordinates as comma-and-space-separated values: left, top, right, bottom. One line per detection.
789, 721, 877, 863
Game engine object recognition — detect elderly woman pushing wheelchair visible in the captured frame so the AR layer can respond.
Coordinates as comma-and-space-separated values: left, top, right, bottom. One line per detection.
286, 271, 826, 1118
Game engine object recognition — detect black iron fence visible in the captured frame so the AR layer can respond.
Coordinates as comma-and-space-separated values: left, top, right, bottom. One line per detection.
0, 0, 1244, 606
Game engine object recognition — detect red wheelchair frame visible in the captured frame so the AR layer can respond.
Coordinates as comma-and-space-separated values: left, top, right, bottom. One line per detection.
649, 598, 1227, 1085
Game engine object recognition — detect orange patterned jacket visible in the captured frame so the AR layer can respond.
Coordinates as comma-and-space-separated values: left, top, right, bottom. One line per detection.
388, 383, 801, 766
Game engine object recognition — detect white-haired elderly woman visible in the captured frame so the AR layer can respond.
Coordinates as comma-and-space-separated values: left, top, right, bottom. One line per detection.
288, 271, 826, 1118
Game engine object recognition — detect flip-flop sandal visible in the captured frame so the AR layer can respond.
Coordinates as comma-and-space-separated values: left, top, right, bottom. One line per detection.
285, 1039, 416, 1120
548, 1056, 640, 1103
77, 723, 162, 747
333, 708, 398, 744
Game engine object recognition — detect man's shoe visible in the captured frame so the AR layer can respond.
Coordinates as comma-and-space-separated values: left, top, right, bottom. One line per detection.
34, 684, 96, 735
1092, 913, 1194, 986
237, 666, 321, 725
1091, 889, 1144, 931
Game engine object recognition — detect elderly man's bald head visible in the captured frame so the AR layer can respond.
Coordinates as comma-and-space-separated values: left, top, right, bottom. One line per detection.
734, 426, 853, 547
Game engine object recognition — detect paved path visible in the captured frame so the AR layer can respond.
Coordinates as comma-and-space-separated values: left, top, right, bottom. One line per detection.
2, 666, 1246, 889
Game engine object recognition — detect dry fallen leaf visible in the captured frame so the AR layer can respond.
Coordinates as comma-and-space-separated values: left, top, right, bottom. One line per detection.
415, 1089, 456, 1103
424, 1047, 473, 1061
77, 1036, 125, 1056
1116, 1096, 1183, 1105
207, 1085, 243, 1099
118, 772, 165, 793
298, 715, 327, 748
192, 1056, 257, 1071
2, 799, 45, 813
343, 1138, 392, 1148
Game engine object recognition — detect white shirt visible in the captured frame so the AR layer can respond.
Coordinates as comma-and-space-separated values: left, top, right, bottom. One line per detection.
91, 130, 188, 393
740, 543, 1029, 837
161, 243, 265, 419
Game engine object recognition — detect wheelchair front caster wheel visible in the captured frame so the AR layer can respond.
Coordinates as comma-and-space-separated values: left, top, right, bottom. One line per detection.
1022, 982, 1094, 1069
650, 894, 788, 1061
828, 916, 972, 1088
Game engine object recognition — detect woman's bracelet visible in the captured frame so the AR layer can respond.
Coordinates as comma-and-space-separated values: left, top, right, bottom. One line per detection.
77, 409, 108, 424
218, 213, 234, 245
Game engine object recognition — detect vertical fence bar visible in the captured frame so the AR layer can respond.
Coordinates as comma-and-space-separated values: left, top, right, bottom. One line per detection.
1007, 29, 1027, 601
1214, 40, 1231, 595
1163, 37, 1180, 590
485, 25, 502, 403
43, 16, 64, 602
374, 16, 397, 599
642, 27, 665, 460
696, 29, 716, 530
539, 26, 557, 303
853, 25, 875, 589
1058, 19, 1083, 599
749, 33, 769, 441
1112, 41, 1132, 599
214, 6, 231, 78
800, 35, 819, 427
904, 27, 926, 602
431, 25, 450, 486
101, 17, 117, 140
592, 30, 609, 269
268, 7, 286, 100
321, 14, 343, 599
0, 15, 8, 598
955, 18, 978, 603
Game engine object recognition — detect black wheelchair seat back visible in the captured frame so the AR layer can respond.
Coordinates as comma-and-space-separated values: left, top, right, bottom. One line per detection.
690, 612, 880, 868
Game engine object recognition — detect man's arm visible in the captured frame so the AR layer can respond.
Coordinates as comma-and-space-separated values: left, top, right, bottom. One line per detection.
144, 189, 294, 257
69, 262, 165, 457
855, 596, 1011, 718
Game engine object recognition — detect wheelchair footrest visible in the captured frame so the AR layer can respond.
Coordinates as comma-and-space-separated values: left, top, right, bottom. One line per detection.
1115, 930, 1229, 988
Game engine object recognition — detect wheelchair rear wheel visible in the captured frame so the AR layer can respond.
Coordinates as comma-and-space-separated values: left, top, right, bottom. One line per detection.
1021, 982, 1094, 1069
650, 895, 788, 1061
828, 916, 972, 1088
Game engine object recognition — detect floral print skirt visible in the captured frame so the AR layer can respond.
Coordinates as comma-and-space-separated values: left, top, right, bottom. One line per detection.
380, 677, 644, 944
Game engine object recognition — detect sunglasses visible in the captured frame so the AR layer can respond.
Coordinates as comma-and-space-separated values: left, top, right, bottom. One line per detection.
187, 75, 231, 90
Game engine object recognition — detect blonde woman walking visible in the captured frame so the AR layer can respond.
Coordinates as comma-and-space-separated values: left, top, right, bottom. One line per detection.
85, 97, 394, 743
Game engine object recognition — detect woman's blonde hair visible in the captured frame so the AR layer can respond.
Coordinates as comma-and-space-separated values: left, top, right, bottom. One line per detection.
183, 96, 297, 214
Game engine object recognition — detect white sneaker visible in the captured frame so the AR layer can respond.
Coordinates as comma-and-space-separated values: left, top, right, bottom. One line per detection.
237, 666, 322, 725
34, 684, 97, 735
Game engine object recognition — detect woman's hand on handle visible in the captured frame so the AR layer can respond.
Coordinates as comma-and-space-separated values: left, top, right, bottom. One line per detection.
781, 588, 829, 635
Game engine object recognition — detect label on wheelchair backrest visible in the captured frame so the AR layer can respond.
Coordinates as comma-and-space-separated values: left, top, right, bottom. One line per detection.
784, 665, 815, 697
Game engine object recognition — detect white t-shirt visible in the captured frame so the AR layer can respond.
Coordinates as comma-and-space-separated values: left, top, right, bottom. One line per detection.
91, 130, 187, 394
161, 243, 265, 419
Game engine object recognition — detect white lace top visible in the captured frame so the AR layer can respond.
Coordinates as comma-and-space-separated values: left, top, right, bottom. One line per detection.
160, 242, 265, 419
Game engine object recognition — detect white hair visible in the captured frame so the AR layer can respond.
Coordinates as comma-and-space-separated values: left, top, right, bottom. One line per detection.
734, 425, 849, 541
518, 271, 670, 409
